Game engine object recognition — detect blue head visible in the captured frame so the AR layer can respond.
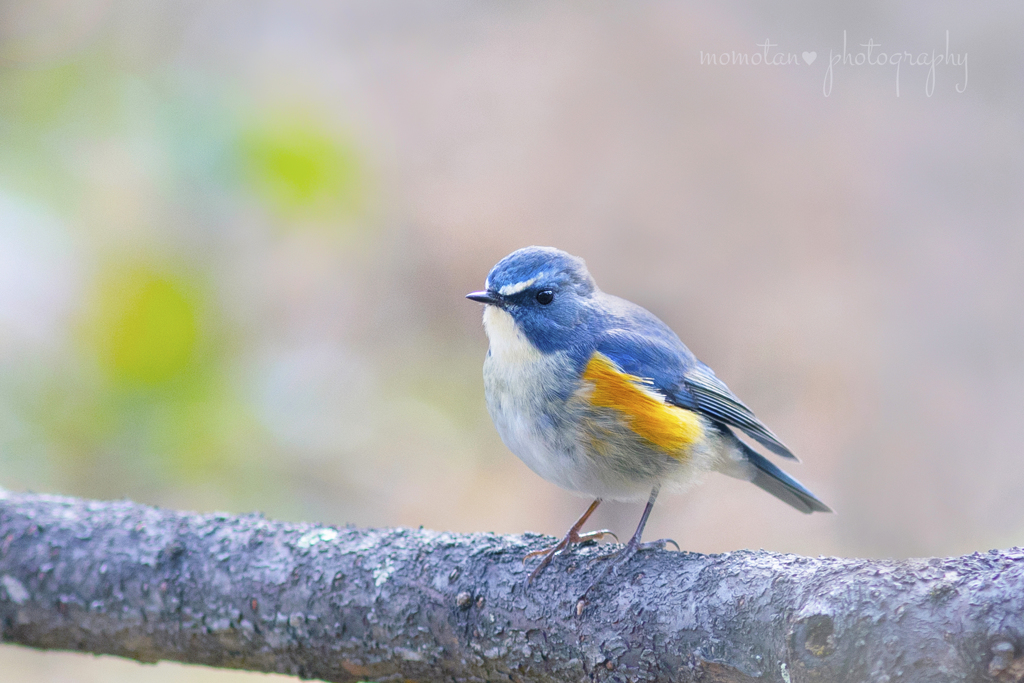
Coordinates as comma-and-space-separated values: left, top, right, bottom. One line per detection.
467, 246, 598, 354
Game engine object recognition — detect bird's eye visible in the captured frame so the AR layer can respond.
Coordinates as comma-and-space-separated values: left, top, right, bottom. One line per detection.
535, 290, 554, 305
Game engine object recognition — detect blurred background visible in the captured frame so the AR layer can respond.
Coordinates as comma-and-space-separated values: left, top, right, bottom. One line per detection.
2, 0, 1022, 680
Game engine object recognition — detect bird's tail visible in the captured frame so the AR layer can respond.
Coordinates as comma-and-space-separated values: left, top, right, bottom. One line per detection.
717, 431, 832, 514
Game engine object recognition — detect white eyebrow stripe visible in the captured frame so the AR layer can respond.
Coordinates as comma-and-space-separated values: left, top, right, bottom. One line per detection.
498, 276, 540, 297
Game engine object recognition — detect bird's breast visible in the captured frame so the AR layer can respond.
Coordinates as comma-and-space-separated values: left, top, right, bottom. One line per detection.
480, 306, 582, 486
481, 307, 576, 420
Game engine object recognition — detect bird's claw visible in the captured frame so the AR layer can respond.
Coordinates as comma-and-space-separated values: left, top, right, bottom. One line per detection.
524, 528, 616, 583
580, 536, 679, 600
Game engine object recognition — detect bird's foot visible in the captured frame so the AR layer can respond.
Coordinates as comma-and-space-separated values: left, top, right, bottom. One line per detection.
524, 527, 617, 583
579, 536, 679, 600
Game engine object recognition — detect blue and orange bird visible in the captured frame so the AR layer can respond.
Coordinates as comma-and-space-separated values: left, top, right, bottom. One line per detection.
467, 246, 831, 585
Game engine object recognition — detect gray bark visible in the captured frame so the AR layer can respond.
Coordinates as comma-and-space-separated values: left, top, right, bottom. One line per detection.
0, 490, 1022, 683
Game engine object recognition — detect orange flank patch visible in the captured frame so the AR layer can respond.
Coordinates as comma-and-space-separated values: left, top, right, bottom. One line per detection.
582, 353, 704, 456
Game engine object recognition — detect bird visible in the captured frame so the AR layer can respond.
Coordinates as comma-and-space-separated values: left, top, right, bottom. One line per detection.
466, 246, 831, 587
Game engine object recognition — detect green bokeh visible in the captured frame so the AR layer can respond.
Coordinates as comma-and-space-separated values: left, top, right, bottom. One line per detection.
24, 260, 280, 506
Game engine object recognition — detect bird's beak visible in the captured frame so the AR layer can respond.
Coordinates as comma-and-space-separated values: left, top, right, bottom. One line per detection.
466, 290, 503, 306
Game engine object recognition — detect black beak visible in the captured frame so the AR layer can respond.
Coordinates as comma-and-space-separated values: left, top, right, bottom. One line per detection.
466, 290, 503, 306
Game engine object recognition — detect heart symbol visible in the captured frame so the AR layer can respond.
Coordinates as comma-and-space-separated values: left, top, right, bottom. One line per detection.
802, 51, 817, 65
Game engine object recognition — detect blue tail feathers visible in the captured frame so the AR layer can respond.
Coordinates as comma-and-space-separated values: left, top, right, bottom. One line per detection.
738, 440, 832, 514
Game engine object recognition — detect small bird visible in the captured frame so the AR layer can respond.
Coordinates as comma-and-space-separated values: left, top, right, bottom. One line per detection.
467, 246, 831, 586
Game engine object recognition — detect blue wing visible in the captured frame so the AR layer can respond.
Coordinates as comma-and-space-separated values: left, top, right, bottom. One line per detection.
590, 295, 797, 460
680, 363, 797, 460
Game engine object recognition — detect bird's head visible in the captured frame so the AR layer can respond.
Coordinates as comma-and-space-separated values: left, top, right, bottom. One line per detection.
467, 246, 597, 354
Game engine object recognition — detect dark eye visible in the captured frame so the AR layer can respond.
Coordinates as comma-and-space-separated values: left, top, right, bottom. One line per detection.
535, 289, 554, 305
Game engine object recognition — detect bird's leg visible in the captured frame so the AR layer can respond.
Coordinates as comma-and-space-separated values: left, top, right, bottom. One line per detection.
524, 499, 616, 583
582, 484, 678, 597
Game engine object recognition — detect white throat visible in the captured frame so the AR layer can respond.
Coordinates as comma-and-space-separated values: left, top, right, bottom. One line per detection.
482, 306, 543, 363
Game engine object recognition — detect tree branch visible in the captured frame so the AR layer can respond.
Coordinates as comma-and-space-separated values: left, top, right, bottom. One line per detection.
0, 490, 1022, 682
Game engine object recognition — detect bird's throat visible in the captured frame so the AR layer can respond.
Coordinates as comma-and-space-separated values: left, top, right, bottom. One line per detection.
482, 306, 544, 365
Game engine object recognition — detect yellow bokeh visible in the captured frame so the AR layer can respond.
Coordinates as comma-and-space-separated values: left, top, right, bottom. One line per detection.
237, 116, 365, 222
90, 265, 200, 385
